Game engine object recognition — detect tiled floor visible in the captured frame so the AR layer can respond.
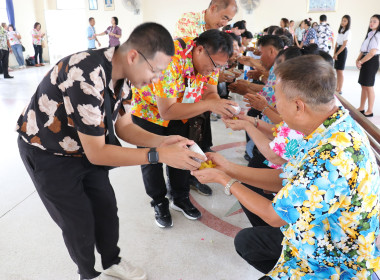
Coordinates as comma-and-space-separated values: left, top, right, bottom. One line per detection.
0, 66, 379, 280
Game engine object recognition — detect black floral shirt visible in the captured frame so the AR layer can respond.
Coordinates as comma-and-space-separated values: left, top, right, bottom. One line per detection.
16, 47, 130, 156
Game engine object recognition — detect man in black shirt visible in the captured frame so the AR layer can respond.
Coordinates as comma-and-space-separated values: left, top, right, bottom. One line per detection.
17, 23, 205, 280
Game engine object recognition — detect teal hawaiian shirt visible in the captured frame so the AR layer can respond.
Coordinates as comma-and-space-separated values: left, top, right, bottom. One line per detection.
270, 108, 380, 279
0, 26, 8, 51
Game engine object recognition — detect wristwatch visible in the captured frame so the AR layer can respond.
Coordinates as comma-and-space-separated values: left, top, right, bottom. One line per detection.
148, 148, 159, 164
224, 178, 239, 196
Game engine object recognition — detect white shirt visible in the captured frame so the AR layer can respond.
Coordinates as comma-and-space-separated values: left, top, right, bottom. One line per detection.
360, 30, 380, 54
336, 29, 351, 46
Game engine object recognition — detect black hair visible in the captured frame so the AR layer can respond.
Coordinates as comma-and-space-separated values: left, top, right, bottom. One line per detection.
112, 17, 119, 26
301, 43, 319, 55
125, 22, 174, 59
222, 25, 232, 31
318, 50, 333, 66
196, 29, 234, 57
89, 17, 94, 22
263, 27, 269, 33
303, 18, 312, 27
275, 46, 302, 64
241, 31, 253, 39
34, 22, 41, 29
8, 24, 15, 31
227, 32, 242, 47
274, 28, 293, 45
338, 15, 351, 34
365, 14, 380, 41
257, 35, 284, 50
279, 35, 292, 47
267, 25, 280, 35
320, 14, 327, 22
233, 20, 246, 30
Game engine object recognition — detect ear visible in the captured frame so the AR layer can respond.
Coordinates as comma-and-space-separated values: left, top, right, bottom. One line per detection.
127, 49, 139, 65
294, 99, 306, 115
194, 45, 203, 55
209, 4, 217, 13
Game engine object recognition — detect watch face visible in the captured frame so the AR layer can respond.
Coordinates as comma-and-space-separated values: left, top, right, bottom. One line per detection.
148, 149, 159, 164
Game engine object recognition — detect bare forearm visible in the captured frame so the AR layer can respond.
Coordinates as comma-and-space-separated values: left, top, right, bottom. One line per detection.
264, 108, 283, 124
116, 123, 164, 148
360, 50, 377, 64
160, 101, 211, 120
248, 83, 264, 92
257, 120, 275, 139
226, 163, 283, 192
229, 181, 286, 227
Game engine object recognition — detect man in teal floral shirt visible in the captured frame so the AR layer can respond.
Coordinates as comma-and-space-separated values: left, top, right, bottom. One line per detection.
192, 55, 380, 279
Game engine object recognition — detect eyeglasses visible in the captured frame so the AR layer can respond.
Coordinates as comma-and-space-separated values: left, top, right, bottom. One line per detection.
137, 50, 158, 73
204, 47, 226, 69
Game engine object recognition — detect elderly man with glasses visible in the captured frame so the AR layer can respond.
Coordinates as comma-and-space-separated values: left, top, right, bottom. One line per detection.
131, 29, 237, 228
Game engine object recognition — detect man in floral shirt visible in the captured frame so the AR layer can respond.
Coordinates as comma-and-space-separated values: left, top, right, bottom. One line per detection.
0, 24, 13, 78
173, 0, 237, 39
317, 14, 334, 53
16, 23, 205, 280
192, 55, 380, 279
131, 30, 236, 228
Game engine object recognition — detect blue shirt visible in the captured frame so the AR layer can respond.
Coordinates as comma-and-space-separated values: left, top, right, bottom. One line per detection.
303, 28, 317, 46
258, 66, 276, 124
87, 25, 96, 49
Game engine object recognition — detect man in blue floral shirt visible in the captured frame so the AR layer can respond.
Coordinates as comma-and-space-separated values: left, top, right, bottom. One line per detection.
192, 55, 380, 279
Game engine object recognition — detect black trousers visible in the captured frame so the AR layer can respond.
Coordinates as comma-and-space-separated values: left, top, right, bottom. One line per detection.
33, 44, 43, 64
132, 116, 190, 206
18, 137, 121, 279
235, 226, 283, 274
0, 49, 10, 77
199, 111, 212, 149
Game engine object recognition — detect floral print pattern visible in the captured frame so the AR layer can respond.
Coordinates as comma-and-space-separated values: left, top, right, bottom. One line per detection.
265, 122, 304, 169
17, 47, 130, 156
258, 66, 276, 124
131, 37, 219, 127
269, 108, 380, 279
174, 10, 206, 38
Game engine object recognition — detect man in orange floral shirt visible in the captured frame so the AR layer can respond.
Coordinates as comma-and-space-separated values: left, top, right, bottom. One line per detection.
131, 30, 237, 228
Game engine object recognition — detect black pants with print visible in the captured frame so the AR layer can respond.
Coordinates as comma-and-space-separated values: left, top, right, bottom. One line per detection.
234, 226, 283, 274
33, 44, 43, 64
132, 115, 190, 206
18, 136, 121, 279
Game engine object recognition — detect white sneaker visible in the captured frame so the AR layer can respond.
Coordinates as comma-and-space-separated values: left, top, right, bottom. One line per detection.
103, 258, 147, 280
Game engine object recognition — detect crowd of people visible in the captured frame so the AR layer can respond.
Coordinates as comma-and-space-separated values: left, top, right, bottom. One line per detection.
8, 0, 380, 279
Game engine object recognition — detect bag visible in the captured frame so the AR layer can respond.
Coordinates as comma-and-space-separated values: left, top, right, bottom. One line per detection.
41, 40, 46, 48
21, 45, 25, 52
102, 81, 123, 170
25, 56, 35, 66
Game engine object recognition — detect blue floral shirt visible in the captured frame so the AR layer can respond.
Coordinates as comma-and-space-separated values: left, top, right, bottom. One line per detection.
303, 28, 318, 46
258, 66, 276, 124
270, 108, 380, 279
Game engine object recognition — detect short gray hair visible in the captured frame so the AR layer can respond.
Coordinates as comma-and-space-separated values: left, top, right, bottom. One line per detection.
209, 0, 237, 11
274, 55, 336, 107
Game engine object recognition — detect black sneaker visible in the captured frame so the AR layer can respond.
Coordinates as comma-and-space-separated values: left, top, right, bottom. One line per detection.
171, 197, 202, 220
153, 200, 173, 228
189, 176, 212, 196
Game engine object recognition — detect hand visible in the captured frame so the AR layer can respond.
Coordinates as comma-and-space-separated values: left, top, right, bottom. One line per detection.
237, 56, 254, 66
157, 139, 206, 171
247, 69, 262, 80
223, 118, 250, 131
9, 49, 13, 54
205, 152, 231, 173
98, 42, 101, 47
228, 80, 251, 95
244, 93, 268, 111
230, 68, 243, 78
159, 135, 191, 147
191, 168, 230, 185
210, 99, 239, 118
333, 54, 338, 60
356, 60, 362, 70
219, 70, 235, 83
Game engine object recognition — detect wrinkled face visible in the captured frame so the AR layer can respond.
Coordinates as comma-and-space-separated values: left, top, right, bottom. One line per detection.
208, 4, 237, 29
259, 45, 277, 70
341, 17, 348, 28
192, 45, 229, 76
369, 17, 380, 30
274, 80, 297, 129
128, 51, 171, 89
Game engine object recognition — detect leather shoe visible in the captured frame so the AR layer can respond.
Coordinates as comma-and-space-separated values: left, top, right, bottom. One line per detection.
153, 200, 172, 228
364, 113, 374, 117
4, 75, 13, 79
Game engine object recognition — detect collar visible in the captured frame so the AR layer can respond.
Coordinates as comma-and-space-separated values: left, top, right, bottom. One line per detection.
200, 10, 206, 30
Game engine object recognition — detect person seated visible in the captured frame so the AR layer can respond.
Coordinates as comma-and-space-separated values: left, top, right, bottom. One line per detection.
193, 55, 380, 279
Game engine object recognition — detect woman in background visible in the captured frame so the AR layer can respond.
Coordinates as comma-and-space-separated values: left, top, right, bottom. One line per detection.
8, 24, 25, 69
312, 22, 319, 31
300, 18, 317, 48
294, 22, 304, 48
356, 14, 380, 117
280, 18, 289, 30
333, 15, 351, 95
31, 22, 45, 66
97, 17, 122, 47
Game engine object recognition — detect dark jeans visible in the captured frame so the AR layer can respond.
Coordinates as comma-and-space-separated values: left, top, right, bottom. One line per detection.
132, 115, 190, 206
234, 226, 283, 274
0, 49, 10, 77
18, 137, 121, 279
33, 44, 43, 64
